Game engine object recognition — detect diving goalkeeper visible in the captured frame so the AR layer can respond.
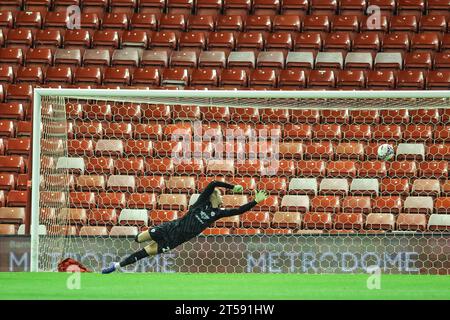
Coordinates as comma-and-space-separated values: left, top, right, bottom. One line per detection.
102, 181, 268, 274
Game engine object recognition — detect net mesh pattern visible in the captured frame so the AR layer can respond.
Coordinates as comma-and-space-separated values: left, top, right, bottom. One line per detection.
35, 93, 450, 274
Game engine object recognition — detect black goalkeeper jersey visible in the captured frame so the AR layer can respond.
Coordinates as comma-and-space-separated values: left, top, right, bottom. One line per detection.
154, 181, 257, 250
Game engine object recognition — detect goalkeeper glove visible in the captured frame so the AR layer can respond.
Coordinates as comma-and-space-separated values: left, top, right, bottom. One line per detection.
232, 185, 244, 193
255, 190, 268, 203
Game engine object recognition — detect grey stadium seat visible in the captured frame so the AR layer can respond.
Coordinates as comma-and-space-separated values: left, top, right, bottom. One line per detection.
374, 52, 403, 69
404, 196, 434, 214
315, 52, 344, 69
118, 209, 148, 226
286, 52, 315, 69
344, 52, 373, 69
56, 157, 85, 174
288, 178, 318, 195
18, 224, 47, 235
228, 51, 256, 68
319, 178, 349, 196
396, 143, 425, 160
428, 215, 450, 231
280, 195, 310, 212
350, 178, 379, 196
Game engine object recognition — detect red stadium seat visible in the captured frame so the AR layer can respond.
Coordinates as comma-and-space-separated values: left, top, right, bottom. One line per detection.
294, 32, 323, 52
159, 13, 186, 31
54, 49, 82, 67
296, 160, 326, 176
0, 10, 14, 28
271, 212, 302, 229
136, 176, 165, 193
241, 211, 270, 228
208, 31, 236, 51
412, 179, 440, 197
127, 193, 157, 209
381, 178, 410, 196
419, 161, 448, 178
311, 196, 340, 213
0, 156, 26, 173
353, 32, 381, 53
16, 66, 44, 84
131, 67, 161, 86
79, 226, 108, 236
79, 12, 101, 29
115, 157, 145, 175
6, 138, 30, 155
76, 175, 106, 192
74, 67, 102, 85
202, 228, 230, 235
161, 67, 190, 86
166, 176, 196, 193
390, 15, 417, 32
97, 192, 127, 209
257, 177, 287, 195
332, 14, 359, 32
0, 207, 25, 224
405, 52, 433, 70
170, 51, 198, 68
145, 158, 174, 175
266, 32, 294, 52
214, 215, 239, 228
158, 194, 187, 210
0, 224, 16, 235
365, 213, 395, 231
85, 157, 114, 175
102, 13, 129, 30
216, 15, 244, 32
388, 161, 418, 178
69, 191, 96, 208
373, 196, 402, 213
179, 31, 207, 50
88, 209, 118, 226
396, 213, 426, 231
397, 70, 425, 90
0, 103, 25, 120
245, 15, 272, 32
427, 71, 450, 89
187, 15, 216, 32
303, 212, 332, 230
334, 213, 364, 230
64, 30, 92, 49
58, 208, 87, 225
45, 66, 73, 85
326, 161, 357, 177
47, 225, 77, 236
6, 28, 33, 50
342, 196, 371, 214
92, 30, 120, 49
0, 173, 15, 190
427, 144, 450, 161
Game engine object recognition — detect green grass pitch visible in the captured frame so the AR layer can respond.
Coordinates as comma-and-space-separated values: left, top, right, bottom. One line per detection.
1, 273, 450, 300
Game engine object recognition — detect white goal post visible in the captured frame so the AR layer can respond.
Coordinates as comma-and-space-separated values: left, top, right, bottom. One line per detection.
31, 89, 450, 273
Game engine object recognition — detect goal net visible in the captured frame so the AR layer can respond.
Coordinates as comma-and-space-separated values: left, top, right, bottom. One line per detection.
32, 89, 450, 274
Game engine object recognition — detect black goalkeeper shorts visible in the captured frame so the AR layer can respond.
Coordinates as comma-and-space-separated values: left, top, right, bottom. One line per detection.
148, 224, 175, 254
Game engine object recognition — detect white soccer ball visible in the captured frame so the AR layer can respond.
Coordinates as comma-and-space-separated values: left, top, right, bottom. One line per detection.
377, 144, 395, 161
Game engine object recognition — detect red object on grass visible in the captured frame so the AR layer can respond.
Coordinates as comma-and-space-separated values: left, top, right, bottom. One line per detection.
57, 258, 91, 272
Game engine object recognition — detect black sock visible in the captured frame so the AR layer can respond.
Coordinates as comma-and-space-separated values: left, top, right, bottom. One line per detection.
119, 249, 149, 268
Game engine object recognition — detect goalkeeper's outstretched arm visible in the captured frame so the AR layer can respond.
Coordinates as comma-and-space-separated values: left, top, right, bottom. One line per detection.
217, 190, 269, 218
